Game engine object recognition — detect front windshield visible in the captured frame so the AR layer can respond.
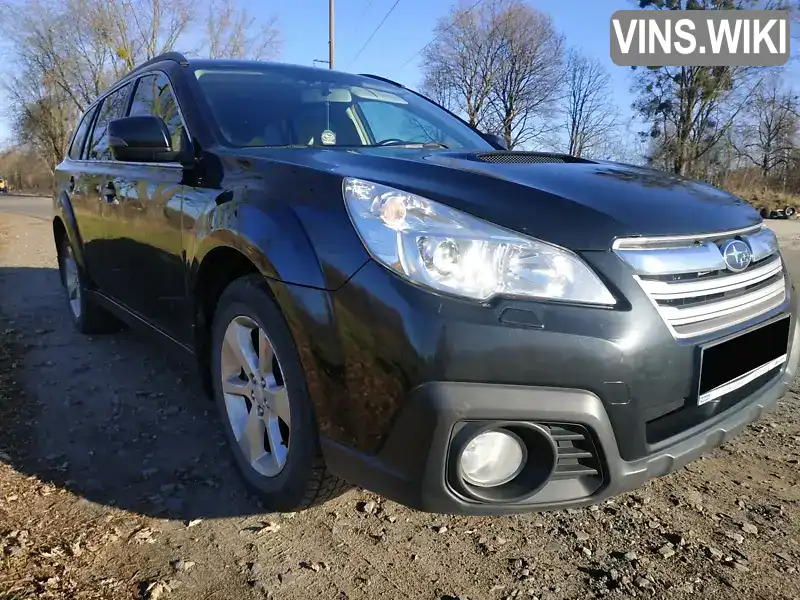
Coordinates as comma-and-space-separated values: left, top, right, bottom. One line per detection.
192, 66, 492, 150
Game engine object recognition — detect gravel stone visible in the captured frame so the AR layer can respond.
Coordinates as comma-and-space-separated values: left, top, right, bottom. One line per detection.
636, 577, 653, 590
658, 544, 675, 558
575, 530, 590, 542
742, 523, 759, 535
725, 532, 745, 544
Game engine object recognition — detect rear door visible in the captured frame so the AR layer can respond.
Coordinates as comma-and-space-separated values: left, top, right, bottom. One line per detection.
60, 104, 102, 279
79, 82, 135, 295
102, 72, 188, 340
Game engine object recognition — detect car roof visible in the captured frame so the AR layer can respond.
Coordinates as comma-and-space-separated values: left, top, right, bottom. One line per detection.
90, 53, 406, 115
185, 58, 404, 90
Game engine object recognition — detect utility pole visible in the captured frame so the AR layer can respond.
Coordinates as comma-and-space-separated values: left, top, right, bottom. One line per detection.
328, 0, 335, 69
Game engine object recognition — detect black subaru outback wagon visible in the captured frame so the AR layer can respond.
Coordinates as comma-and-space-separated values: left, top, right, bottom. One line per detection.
53, 52, 798, 515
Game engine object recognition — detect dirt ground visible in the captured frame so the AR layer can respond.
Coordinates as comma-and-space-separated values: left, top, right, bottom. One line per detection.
1, 211, 799, 600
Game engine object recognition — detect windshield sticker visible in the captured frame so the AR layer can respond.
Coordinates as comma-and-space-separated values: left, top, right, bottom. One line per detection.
321, 129, 336, 145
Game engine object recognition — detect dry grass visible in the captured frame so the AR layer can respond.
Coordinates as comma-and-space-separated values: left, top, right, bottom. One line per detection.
720, 168, 800, 213
732, 189, 800, 211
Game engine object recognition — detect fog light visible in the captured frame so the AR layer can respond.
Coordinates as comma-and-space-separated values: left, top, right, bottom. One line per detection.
459, 429, 526, 487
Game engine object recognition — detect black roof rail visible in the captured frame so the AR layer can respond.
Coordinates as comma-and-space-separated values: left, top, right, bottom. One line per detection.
358, 73, 405, 88
129, 51, 190, 76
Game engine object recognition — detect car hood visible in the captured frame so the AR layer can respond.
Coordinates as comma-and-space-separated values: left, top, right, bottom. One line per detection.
238, 147, 762, 251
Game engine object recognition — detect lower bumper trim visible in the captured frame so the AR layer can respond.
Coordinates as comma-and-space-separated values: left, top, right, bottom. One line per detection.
322, 317, 800, 515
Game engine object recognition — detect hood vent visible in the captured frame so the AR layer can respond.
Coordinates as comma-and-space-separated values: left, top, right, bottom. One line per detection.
475, 152, 583, 164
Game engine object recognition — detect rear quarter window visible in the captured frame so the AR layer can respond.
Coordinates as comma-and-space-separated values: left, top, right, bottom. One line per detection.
68, 106, 98, 160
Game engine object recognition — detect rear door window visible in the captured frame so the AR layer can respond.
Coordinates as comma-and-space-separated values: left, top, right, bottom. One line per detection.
87, 83, 133, 160
68, 106, 98, 160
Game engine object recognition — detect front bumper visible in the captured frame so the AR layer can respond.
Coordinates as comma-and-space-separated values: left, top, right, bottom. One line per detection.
322, 314, 800, 515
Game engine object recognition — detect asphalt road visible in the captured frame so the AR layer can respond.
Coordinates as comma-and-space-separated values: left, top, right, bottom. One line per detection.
0, 194, 51, 220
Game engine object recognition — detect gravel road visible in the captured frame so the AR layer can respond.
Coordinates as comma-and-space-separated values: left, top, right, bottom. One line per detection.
1, 211, 799, 600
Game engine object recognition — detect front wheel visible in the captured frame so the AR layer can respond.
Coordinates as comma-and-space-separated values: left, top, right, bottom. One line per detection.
210, 274, 346, 511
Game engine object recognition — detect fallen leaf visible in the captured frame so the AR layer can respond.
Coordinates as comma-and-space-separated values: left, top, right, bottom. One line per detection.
131, 527, 157, 544
143, 580, 171, 600
257, 522, 280, 534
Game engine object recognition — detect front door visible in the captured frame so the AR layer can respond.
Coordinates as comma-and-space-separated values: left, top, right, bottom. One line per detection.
101, 72, 189, 341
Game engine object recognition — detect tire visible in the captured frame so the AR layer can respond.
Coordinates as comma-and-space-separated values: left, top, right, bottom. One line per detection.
759, 207, 770, 219
56, 234, 120, 335
785, 205, 797, 218
210, 274, 346, 511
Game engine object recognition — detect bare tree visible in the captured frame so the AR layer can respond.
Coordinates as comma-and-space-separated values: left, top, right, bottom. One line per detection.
562, 49, 618, 158
634, 0, 771, 177
488, 3, 564, 149
87, 0, 194, 76
421, 1, 504, 129
734, 76, 799, 176
420, 0, 564, 149
0, 146, 53, 191
205, 0, 281, 60
6, 63, 75, 173
2, 0, 114, 114
1, 0, 83, 171
0, 0, 281, 172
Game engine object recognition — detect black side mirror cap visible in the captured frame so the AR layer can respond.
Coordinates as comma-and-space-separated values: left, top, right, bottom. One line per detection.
108, 115, 182, 163
481, 132, 509, 151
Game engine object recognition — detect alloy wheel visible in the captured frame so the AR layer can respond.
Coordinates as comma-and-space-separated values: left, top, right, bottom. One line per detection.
220, 315, 291, 477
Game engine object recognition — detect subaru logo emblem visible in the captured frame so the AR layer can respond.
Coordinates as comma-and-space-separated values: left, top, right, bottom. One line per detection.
720, 239, 752, 273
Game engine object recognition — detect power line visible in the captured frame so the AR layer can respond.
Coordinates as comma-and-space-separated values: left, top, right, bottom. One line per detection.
347, 0, 403, 68
396, 0, 487, 71
353, 0, 377, 36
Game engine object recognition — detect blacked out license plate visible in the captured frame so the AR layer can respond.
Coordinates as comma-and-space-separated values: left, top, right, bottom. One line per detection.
698, 316, 790, 405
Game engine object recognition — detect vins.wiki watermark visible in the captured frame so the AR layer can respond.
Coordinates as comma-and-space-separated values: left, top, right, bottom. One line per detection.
610, 10, 790, 67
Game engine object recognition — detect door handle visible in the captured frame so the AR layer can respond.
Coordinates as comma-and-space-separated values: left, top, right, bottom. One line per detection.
102, 182, 117, 203
68, 176, 75, 192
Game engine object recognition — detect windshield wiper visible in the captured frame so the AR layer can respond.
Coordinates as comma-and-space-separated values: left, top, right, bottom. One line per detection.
377, 140, 450, 149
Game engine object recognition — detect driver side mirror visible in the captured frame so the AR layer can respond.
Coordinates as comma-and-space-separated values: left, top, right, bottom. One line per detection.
481, 132, 509, 151
108, 115, 182, 163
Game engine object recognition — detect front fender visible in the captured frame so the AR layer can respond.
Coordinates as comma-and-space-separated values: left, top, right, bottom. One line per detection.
188, 200, 365, 446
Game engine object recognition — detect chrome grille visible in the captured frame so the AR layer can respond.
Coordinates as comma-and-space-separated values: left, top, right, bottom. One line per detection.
613, 226, 786, 338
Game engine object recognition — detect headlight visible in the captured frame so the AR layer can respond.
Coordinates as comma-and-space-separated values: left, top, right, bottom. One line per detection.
342, 178, 616, 304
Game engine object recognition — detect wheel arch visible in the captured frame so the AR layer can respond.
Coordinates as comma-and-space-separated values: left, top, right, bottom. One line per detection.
53, 191, 86, 269
189, 199, 333, 342
191, 241, 263, 392
190, 236, 343, 445
192, 243, 264, 340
